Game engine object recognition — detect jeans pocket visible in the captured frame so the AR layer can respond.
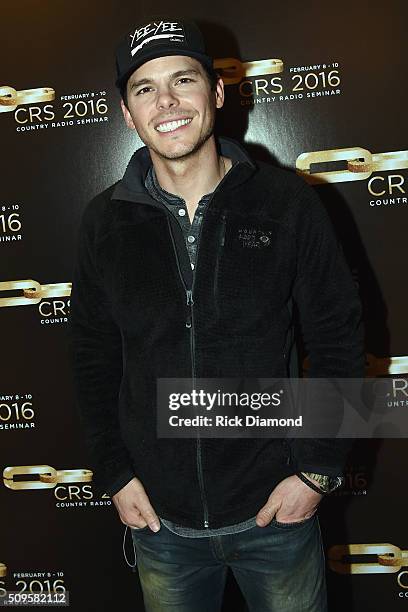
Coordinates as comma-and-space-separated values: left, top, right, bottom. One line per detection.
271, 513, 316, 529
130, 524, 150, 533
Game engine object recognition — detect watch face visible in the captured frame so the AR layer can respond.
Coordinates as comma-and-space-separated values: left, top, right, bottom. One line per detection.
326, 476, 344, 492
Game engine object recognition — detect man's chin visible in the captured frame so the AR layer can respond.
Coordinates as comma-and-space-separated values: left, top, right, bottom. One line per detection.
146, 128, 214, 162
151, 140, 196, 160
160, 150, 196, 161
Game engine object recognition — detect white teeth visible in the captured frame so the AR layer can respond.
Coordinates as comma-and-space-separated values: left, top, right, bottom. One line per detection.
155, 118, 192, 133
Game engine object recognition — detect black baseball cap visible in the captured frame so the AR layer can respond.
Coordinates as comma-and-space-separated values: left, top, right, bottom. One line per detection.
115, 17, 214, 92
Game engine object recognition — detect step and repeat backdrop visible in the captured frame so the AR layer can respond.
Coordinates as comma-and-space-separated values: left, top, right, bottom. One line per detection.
1, 1, 407, 610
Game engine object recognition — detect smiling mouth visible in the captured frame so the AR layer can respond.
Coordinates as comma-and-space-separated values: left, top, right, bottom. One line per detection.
155, 118, 193, 133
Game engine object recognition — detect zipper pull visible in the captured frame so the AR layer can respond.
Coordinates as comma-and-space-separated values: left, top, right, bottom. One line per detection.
186, 289, 194, 306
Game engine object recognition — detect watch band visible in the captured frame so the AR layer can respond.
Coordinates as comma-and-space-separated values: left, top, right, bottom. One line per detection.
296, 471, 327, 495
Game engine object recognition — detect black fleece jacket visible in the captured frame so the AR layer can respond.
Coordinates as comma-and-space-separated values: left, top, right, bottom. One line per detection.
69, 136, 364, 529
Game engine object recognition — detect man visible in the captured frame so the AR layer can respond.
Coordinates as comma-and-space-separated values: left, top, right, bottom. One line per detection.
70, 16, 364, 612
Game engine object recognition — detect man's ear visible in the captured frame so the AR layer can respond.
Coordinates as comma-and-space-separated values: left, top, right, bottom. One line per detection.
120, 99, 136, 130
215, 77, 225, 110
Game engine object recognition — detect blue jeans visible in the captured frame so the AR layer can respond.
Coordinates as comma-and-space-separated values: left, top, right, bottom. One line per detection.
129, 514, 327, 611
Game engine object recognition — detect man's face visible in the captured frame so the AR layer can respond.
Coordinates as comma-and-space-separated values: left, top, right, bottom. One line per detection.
121, 55, 224, 161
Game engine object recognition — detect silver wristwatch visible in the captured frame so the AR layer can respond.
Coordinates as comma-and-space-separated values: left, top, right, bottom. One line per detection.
302, 472, 344, 494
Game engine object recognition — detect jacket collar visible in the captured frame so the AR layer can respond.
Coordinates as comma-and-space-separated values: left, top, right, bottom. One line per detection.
111, 136, 257, 207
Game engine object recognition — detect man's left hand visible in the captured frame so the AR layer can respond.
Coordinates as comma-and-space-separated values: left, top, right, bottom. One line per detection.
256, 474, 323, 527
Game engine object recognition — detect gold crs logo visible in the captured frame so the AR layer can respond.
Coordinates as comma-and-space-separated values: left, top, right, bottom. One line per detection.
0, 86, 55, 113
296, 147, 408, 184
0, 563, 6, 578
366, 354, 408, 377
0, 280, 71, 307
304, 354, 408, 376
328, 544, 408, 574
3, 466, 93, 490
213, 58, 284, 85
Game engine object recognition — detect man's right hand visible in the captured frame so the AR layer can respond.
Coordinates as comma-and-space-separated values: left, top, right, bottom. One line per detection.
111, 477, 161, 532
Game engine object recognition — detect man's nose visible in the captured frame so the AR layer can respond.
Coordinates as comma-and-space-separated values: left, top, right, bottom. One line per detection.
156, 87, 179, 110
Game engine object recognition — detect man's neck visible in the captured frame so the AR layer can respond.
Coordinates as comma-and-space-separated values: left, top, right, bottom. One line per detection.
150, 137, 231, 209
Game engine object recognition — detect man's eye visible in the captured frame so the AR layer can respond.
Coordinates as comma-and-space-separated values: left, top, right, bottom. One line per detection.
136, 87, 152, 95
176, 78, 193, 84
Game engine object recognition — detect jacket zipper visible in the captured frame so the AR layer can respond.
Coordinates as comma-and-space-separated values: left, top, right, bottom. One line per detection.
166, 215, 210, 528
163, 165, 237, 529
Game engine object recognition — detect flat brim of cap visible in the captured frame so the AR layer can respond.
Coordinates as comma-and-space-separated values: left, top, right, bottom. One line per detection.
116, 48, 214, 90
